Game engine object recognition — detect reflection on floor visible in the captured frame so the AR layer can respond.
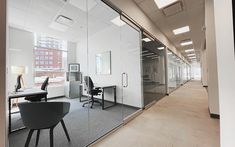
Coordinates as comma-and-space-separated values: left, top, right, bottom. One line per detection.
144, 92, 165, 106
9, 97, 138, 147
143, 83, 166, 106
93, 81, 220, 147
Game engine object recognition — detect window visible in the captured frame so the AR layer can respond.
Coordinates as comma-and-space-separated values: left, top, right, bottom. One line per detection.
34, 34, 68, 86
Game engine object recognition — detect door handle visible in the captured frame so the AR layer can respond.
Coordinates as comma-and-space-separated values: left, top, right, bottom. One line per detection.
125, 73, 128, 88
121, 73, 125, 87
121, 73, 128, 88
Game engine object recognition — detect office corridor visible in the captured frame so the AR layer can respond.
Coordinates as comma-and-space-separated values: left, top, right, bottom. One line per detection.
93, 81, 220, 147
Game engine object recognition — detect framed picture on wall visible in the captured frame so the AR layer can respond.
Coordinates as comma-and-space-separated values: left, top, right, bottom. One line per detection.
69, 63, 80, 72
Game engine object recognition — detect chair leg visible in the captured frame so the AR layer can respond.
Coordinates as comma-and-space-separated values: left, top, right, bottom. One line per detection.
61, 119, 71, 142
35, 130, 40, 146
90, 95, 94, 108
50, 127, 55, 147
25, 129, 34, 147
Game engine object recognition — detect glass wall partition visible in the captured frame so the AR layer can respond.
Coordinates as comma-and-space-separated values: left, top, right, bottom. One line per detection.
87, 0, 142, 143
167, 50, 177, 92
167, 49, 191, 93
8, 0, 90, 147
142, 32, 167, 107
8, 0, 142, 147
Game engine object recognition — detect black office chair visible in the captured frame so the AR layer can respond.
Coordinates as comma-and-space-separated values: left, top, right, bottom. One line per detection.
82, 76, 102, 108
18, 102, 71, 147
25, 77, 49, 102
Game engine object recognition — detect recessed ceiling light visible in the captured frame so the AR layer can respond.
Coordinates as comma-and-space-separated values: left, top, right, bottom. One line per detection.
111, 16, 126, 27
154, 0, 178, 9
187, 53, 195, 57
142, 50, 149, 53
158, 47, 165, 50
173, 26, 190, 35
185, 49, 194, 52
181, 40, 193, 46
142, 53, 154, 56
167, 52, 172, 55
142, 38, 152, 42
152, 57, 159, 59
55, 15, 74, 26
147, 55, 158, 58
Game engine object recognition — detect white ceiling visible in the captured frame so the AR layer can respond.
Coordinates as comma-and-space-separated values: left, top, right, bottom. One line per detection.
8, 0, 119, 42
133, 0, 205, 62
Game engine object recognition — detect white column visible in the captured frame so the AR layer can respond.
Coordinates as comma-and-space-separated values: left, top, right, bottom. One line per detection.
201, 49, 208, 86
214, 0, 235, 146
205, 0, 220, 115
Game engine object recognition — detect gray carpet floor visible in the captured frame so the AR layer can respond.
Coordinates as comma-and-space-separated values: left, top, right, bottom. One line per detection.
9, 97, 138, 147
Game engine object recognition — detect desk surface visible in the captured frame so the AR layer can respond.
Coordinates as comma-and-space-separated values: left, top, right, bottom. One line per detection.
95, 85, 116, 88
9, 89, 47, 99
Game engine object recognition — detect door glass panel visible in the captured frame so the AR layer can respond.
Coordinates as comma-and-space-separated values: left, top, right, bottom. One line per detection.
167, 49, 177, 93
8, 0, 90, 146
87, 0, 123, 143
120, 16, 143, 117
142, 33, 167, 107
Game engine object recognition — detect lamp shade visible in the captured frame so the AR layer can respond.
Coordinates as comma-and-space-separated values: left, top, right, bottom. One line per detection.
11, 66, 26, 74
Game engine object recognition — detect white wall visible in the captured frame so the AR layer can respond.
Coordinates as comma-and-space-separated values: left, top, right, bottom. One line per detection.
0, 0, 6, 146
201, 48, 208, 86
205, 0, 220, 115
77, 23, 142, 108
213, 0, 235, 146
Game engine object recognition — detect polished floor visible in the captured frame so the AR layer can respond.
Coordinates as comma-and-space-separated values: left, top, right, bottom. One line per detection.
93, 81, 220, 147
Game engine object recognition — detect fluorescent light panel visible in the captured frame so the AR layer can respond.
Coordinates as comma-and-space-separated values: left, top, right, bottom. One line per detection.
181, 40, 193, 46
142, 50, 149, 53
111, 16, 126, 27
152, 57, 159, 59
154, 0, 178, 9
158, 47, 165, 50
167, 52, 172, 55
185, 48, 194, 52
187, 53, 195, 57
173, 26, 190, 35
142, 38, 151, 42
147, 55, 158, 58
142, 53, 154, 56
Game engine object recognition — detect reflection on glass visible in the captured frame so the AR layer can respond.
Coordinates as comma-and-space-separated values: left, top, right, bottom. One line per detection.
167, 49, 190, 93
96, 51, 111, 75
142, 33, 166, 106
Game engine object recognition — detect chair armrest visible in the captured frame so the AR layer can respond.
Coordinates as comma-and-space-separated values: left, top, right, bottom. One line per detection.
94, 87, 101, 90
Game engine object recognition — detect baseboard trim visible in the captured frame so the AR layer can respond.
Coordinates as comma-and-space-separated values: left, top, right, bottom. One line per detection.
210, 113, 220, 119
144, 100, 156, 110
208, 108, 220, 119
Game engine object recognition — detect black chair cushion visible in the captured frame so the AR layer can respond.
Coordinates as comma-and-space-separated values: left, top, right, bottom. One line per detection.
18, 102, 70, 130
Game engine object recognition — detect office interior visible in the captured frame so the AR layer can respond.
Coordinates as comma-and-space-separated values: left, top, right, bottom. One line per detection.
6, 0, 194, 147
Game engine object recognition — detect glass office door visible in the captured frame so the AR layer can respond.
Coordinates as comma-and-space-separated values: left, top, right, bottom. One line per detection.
142, 32, 167, 107
120, 16, 143, 118
87, 0, 124, 143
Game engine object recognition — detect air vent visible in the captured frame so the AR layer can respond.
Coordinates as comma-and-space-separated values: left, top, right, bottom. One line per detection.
162, 1, 183, 17
55, 15, 74, 27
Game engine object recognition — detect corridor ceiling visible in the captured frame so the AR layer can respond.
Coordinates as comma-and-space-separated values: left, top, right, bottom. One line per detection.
134, 0, 205, 62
